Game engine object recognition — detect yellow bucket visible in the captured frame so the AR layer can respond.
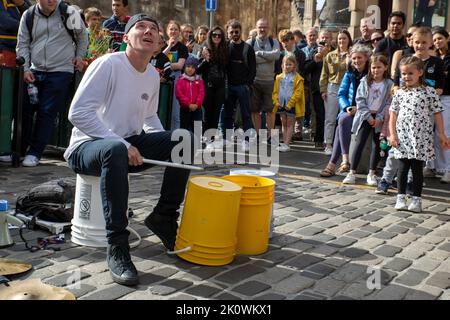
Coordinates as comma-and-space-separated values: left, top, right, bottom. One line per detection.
222, 175, 275, 255
174, 176, 242, 266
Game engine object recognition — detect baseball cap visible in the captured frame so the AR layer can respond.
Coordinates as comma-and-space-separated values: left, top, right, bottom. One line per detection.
124, 13, 159, 34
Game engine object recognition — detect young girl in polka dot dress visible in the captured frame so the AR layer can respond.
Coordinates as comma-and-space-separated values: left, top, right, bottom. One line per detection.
390, 56, 450, 212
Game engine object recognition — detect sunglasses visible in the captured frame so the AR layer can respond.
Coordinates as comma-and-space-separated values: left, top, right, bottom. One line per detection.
406, 33, 413, 38
371, 37, 383, 43
230, 30, 240, 35
212, 33, 222, 38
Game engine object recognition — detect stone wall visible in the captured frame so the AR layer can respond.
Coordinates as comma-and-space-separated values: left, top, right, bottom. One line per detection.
70, 0, 291, 39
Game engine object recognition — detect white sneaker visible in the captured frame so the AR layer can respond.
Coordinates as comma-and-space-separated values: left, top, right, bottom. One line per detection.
342, 172, 356, 184
22, 155, 39, 167
423, 167, 436, 178
241, 140, 250, 152
324, 146, 332, 155
366, 173, 378, 186
408, 196, 422, 213
0, 155, 12, 162
441, 172, 450, 184
395, 194, 408, 211
276, 143, 290, 152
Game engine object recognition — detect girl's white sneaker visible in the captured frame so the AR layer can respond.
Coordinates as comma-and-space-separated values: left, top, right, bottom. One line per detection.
342, 172, 356, 184
395, 194, 408, 211
408, 196, 422, 213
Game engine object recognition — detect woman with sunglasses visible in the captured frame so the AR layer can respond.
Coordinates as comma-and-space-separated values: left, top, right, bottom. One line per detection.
197, 26, 228, 148
370, 30, 385, 52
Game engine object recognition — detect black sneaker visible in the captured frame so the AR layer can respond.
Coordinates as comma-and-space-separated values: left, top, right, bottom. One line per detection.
375, 179, 390, 195
145, 213, 179, 251
107, 243, 138, 286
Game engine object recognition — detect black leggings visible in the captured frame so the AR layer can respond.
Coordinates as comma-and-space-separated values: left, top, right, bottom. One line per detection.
398, 158, 424, 197
350, 119, 381, 171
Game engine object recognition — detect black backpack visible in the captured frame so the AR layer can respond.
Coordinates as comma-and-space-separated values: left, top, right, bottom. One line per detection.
16, 178, 76, 224
24, 1, 76, 43
251, 37, 282, 75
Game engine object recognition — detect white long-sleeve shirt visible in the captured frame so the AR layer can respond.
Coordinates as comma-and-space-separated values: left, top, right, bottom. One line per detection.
64, 52, 164, 160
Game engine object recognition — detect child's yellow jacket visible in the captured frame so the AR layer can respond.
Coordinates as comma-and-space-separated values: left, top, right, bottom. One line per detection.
272, 72, 305, 118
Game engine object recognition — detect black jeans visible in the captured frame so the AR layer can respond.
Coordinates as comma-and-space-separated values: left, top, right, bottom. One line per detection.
68, 131, 192, 245
312, 92, 325, 143
204, 85, 226, 132
350, 119, 381, 171
398, 158, 424, 197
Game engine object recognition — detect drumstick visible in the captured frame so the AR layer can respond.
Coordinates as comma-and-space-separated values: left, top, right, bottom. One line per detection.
142, 158, 204, 171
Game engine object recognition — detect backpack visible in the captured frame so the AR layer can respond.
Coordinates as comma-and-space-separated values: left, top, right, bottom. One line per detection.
24, 1, 76, 44
15, 178, 76, 224
228, 41, 251, 68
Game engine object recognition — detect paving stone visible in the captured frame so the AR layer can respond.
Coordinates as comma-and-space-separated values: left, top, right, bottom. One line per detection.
337, 281, 375, 299
328, 237, 358, 248
215, 265, 266, 284
67, 284, 97, 298
373, 231, 398, 240
51, 248, 90, 262
393, 212, 412, 219
343, 211, 364, 219
283, 254, 324, 270
214, 293, 242, 300
438, 242, 450, 252
296, 226, 325, 236
184, 266, 227, 281
395, 269, 429, 287
80, 284, 136, 300
255, 249, 297, 265
254, 293, 286, 300
303, 263, 336, 279
323, 257, 349, 268
285, 240, 315, 252
330, 264, 368, 283
293, 291, 327, 300
274, 216, 297, 226
411, 227, 433, 236
383, 258, 413, 272
359, 225, 382, 233
360, 214, 384, 222
427, 249, 450, 262
307, 245, 339, 257
339, 248, 369, 258
387, 233, 419, 248
312, 278, 346, 297
412, 258, 441, 272
231, 281, 271, 296
405, 285, 443, 300
273, 275, 315, 294
369, 284, 411, 300
386, 225, 409, 234
317, 220, 339, 229
139, 267, 178, 285
346, 230, 371, 239
150, 279, 193, 296
373, 245, 403, 257
44, 271, 91, 287
270, 234, 301, 247
184, 284, 222, 298
252, 266, 295, 285
426, 272, 450, 289
167, 294, 197, 300
398, 221, 418, 228
302, 233, 337, 244
29, 258, 54, 270
429, 204, 449, 213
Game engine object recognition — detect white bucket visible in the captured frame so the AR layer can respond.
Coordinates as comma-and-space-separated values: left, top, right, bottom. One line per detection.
71, 174, 108, 247
229, 168, 277, 238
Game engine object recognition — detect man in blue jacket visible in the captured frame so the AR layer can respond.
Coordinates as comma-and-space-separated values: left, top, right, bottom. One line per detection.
0, 0, 31, 67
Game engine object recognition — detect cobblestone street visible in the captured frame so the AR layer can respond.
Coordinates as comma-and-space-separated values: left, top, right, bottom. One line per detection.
0, 139, 449, 301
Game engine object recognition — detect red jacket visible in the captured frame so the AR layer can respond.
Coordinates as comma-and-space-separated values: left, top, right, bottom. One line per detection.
175, 74, 205, 109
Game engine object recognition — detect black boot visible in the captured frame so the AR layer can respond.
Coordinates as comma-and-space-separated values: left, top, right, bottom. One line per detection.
145, 212, 179, 251
107, 243, 138, 286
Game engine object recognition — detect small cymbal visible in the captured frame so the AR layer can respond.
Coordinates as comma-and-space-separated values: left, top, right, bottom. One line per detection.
0, 279, 76, 300
0, 259, 32, 276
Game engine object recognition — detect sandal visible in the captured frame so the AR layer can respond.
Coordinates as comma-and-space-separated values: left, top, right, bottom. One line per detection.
320, 165, 336, 177
338, 162, 350, 174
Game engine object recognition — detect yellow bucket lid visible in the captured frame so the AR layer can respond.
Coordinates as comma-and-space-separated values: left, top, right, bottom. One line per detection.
190, 176, 242, 192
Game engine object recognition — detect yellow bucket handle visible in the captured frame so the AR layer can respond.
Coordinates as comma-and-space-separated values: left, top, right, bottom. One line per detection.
167, 246, 192, 255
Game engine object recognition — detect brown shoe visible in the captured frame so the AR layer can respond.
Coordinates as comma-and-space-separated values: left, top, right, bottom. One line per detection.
320, 165, 336, 177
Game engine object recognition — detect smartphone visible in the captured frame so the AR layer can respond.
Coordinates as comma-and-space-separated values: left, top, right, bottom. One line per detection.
188, 34, 195, 43
319, 41, 326, 46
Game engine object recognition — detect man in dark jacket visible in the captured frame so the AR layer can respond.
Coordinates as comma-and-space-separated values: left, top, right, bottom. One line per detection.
375, 11, 407, 65
0, 0, 31, 67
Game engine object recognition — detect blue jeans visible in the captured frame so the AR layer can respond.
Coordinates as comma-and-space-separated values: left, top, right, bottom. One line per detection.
22, 71, 73, 158
68, 131, 192, 245
223, 85, 254, 137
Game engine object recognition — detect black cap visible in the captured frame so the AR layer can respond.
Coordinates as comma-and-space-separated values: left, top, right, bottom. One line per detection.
124, 13, 158, 34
